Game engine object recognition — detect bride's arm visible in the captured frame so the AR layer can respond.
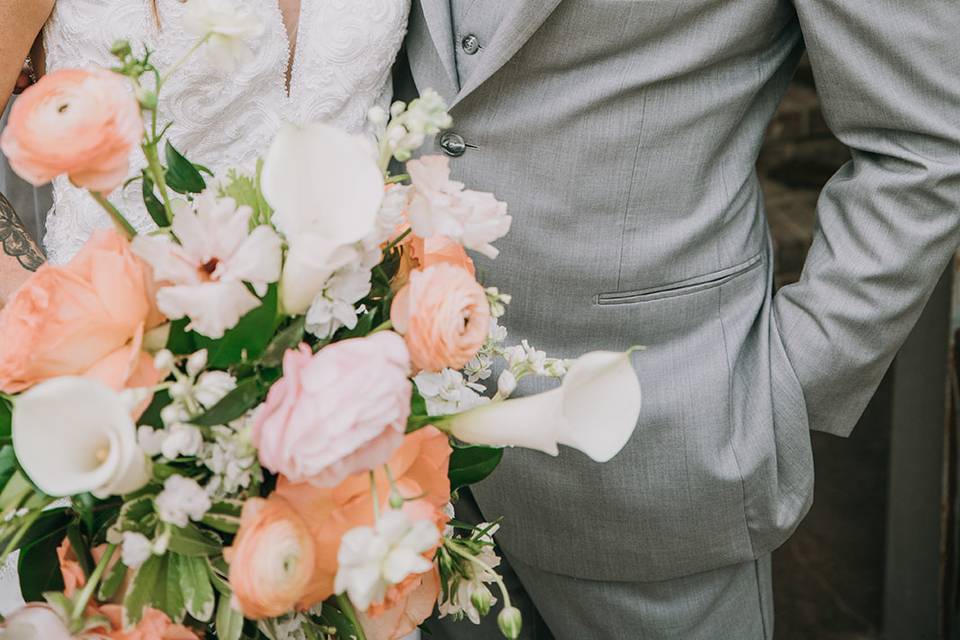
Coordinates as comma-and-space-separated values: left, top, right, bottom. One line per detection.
0, 0, 53, 115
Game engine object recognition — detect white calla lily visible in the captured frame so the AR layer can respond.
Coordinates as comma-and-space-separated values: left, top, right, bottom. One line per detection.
449, 350, 641, 462
262, 122, 384, 246
12, 377, 151, 498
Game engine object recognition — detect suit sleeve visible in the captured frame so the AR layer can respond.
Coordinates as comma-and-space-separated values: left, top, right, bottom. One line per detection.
775, 0, 960, 436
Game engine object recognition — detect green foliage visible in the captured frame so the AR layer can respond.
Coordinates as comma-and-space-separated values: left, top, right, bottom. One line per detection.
215, 592, 244, 640
124, 553, 186, 625
448, 444, 504, 491
164, 141, 206, 194
167, 524, 221, 557
16, 509, 71, 601
0, 446, 17, 497
142, 170, 169, 227
218, 169, 272, 228
191, 377, 266, 428
193, 284, 281, 369
98, 558, 129, 602
0, 397, 11, 443
174, 554, 216, 622
406, 389, 435, 434
201, 500, 243, 535
259, 316, 306, 369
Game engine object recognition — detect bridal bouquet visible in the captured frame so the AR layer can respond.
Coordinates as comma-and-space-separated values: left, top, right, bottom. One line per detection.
0, 7, 641, 640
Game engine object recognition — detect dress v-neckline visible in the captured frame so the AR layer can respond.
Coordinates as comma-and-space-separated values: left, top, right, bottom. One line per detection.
274, 0, 305, 98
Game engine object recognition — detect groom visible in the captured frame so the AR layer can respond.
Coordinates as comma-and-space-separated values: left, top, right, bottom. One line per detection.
399, 1, 960, 638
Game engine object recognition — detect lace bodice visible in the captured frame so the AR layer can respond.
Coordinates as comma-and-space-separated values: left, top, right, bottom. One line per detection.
41, 0, 410, 264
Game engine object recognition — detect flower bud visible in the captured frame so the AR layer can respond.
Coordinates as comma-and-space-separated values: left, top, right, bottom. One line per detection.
135, 86, 158, 110
153, 349, 175, 372
497, 370, 517, 398
169, 381, 191, 400
110, 39, 132, 58
389, 491, 405, 510
497, 606, 523, 639
186, 349, 209, 377
470, 583, 495, 617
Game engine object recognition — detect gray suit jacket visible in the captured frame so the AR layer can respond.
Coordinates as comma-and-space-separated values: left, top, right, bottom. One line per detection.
402, 0, 960, 581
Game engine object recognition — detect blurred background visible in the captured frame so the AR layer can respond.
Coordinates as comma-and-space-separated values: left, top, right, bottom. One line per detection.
2, 55, 958, 640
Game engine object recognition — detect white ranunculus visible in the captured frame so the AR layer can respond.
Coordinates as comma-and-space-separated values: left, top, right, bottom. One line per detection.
449, 350, 642, 462
1, 604, 73, 639
13, 377, 151, 498
262, 123, 384, 247
183, 0, 265, 71
132, 194, 283, 339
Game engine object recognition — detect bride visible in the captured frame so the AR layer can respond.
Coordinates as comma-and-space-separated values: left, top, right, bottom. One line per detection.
0, 0, 410, 615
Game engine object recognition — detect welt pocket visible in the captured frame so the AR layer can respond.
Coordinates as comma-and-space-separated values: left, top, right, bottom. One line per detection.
595, 251, 764, 305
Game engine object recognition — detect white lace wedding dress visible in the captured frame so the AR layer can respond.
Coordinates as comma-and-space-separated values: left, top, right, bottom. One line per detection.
1, 0, 410, 618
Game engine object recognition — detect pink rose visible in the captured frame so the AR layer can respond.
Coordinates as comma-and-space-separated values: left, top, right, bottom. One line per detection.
0, 68, 143, 193
391, 264, 490, 372
252, 332, 413, 487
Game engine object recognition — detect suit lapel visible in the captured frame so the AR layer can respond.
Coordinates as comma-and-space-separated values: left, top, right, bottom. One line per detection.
451, 0, 564, 107
415, 0, 458, 91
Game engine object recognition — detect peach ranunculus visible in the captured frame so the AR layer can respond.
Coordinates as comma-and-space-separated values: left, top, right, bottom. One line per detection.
391, 263, 490, 373
252, 332, 412, 488
98, 604, 201, 640
224, 494, 316, 620
273, 426, 452, 611
392, 232, 475, 292
0, 229, 164, 395
0, 68, 143, 193
57, 538, 116, 598
360, 567, 442, 640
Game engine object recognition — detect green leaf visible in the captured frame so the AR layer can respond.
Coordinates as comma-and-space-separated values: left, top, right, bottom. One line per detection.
167, 524, 221, 557
98, 558, 128, 602
216, 592, 245, 640
206, 557, 231, 596
193, 284, 280, 368
0, 397, 11, 440
448, 445, 504, 491
164, 140, 206, 194
0, 446, 18, 496
191, 377, 264, 427
166, 319, 197, 356
173, 554, 215, 622
218, 169, 263, 225
117, 496, 156, 534
201, 500, 243, 534
334, 308, 378, 341
142, 171, 169, 227
259, 316, 306, 368
17, 509, 70, 601
123, 553, 186, 625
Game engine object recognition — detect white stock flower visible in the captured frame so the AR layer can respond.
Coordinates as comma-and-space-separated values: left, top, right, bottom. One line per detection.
449, 350, 642, 462
132, 194, 282, 339
414, 369, 487, 416
378, 91, 453, 163
121, 531, 153, 569
263, 122, 383, 247
13, 377, 150, 498
334, 510, 439, 612
201, 422, 260, 498
156, 475, 212, 527
183, 0, 265, 71
159, 423, 204, 460
497, 370, 517, 398
302, 261, 373, 339
406, 156, 512, 259
193, 370, 238, 409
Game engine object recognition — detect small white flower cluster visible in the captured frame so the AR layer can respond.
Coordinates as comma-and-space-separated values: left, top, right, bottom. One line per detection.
156, 475, 212, 528
120, 530, 168, 569
200, 418, 261, 499
414, 369, 489, 417
371, 89, 453, 163
334, 509, 439, 611
138, 349, 236, 460
439, 523, 503, 625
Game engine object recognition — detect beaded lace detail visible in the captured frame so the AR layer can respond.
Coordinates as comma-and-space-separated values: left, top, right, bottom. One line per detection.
41, 0, 409, 264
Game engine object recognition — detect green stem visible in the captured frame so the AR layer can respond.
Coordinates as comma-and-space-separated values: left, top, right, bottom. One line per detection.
369, 471, 380, 520
370, 320, 393, 334
143, 143, 174, 223
448, 541, 513, 610
159, 36, 209, 88
382, 228, 411, 255
70, 543, 116, 620
90, 193, 137, 238
385, 173, 409, 184
336, 593, 368, 640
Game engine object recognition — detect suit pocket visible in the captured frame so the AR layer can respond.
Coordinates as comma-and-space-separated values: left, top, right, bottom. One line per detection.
595, 251, 764, 305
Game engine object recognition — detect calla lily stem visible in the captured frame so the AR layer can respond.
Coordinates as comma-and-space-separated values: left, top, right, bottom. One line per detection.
70, 543, 116, 621
336, 593, 368, 640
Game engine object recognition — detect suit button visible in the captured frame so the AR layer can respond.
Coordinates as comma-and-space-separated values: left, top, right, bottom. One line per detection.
461, 34, 481, 55
439, 132, 467, 157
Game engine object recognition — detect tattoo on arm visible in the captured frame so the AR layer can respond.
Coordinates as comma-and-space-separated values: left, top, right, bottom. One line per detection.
0, 191, 44, 271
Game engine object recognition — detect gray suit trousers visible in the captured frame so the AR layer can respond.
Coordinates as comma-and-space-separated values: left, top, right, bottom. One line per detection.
425, 492, 774, 640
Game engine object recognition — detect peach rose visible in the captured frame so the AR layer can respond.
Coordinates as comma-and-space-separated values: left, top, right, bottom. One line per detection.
0, 68, 143, 193
252, 333, 412, 488
360, 568, 442, 640
393, 233, 475, 292
225, 495, 316, 620
0, 229, 164, 395
391, 264, 490, 372
274, 426, 452, 610
98, 604, 201, 640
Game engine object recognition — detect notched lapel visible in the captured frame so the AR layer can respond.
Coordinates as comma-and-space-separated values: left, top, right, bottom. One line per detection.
417, 0, 458, 89
452, 0, 564, 107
